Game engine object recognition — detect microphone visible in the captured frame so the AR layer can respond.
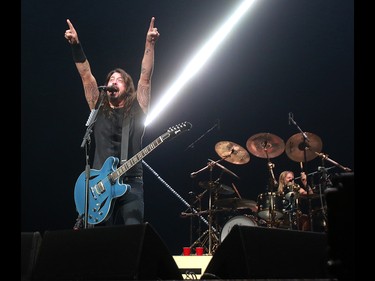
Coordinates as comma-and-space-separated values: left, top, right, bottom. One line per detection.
98, 85, 119, 92
288, 112, 293, 125
216, 119, 220, 130
190, 172, 197, 178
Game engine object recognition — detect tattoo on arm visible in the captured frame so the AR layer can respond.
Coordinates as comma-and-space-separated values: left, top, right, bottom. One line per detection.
83, 83, 99, 109
137, 83, 150, 111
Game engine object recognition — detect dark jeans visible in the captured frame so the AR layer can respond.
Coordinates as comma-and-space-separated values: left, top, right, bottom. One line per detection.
102, 177, 144, 226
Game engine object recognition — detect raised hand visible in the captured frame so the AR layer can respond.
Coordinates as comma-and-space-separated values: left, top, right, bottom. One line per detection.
300, 171, 307, 187
147, 17, 160, 44
65, 19, 79, 44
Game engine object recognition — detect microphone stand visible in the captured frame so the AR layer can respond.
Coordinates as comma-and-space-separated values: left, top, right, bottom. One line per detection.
289, 114, 314, 231
185, 121, 218, 151
314, 152, 352, 172
80, 89, 106, 229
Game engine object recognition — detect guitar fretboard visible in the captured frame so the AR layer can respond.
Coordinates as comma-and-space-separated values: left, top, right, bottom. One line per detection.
111, 135, 165, 180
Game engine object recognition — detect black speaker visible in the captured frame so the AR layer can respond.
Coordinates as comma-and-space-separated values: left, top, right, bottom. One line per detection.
31, 223, 183, 280
22, 232, 42, 281
202, 225, 329, 279
325, 172, 355, 280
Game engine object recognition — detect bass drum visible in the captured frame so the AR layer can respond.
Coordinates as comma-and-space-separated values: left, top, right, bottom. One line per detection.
220, 215, 258, 242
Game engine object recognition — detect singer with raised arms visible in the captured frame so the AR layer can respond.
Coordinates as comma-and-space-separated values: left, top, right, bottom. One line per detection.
64, 17, 160, 227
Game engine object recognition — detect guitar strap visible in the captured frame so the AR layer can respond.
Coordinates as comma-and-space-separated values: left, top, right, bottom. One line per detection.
121, 115, 130, 163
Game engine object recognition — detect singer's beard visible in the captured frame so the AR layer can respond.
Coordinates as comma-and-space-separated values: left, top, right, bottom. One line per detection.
108, 91, 126, 104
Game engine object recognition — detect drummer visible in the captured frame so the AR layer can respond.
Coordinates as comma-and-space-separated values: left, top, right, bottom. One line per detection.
277, 170, 314, 215
277, 170, 313, 198
277, 170, 314, 230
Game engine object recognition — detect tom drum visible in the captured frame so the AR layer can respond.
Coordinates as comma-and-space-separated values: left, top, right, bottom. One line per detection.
257, 192, 284, 220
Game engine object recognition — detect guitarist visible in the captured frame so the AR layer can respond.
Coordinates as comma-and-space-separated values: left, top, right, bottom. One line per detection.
64, 17, 160, 227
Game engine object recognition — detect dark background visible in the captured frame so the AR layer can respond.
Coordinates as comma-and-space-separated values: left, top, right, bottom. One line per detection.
21, 0, 354, 255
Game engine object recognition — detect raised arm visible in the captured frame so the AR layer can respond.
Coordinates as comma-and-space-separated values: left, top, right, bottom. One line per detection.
299, 171, 313, 194
137, 17, 160, 113
65, 19, 99, 110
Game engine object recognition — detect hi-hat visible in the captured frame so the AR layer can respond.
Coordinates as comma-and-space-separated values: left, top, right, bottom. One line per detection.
285, 132, 323, 162
215, 198, 258, 212
198, 181, 234, 195
246, 133, 285, 158
215, 141, 250, 165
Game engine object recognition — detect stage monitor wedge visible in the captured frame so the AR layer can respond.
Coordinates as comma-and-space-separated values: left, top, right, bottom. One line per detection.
21, 232, 42, 281
202, 225, 329, 279
31, 223, 182, 280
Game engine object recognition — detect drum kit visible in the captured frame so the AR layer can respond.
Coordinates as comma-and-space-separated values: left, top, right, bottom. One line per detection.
184, 130, 352, 254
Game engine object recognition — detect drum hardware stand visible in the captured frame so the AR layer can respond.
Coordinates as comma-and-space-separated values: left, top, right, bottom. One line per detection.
314, 152, 352, 172
187, 189, 221, 254
185, 190, 206, 246
287, 113, 350, 232
206, 173, 220, 254
189, 161, 225, 255
284, 192, 297, 230
288, 114, 317, 232
142, 160, 215, 252
266, 153, 278, 227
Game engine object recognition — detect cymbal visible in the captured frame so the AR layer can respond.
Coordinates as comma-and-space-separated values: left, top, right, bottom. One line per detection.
198, 181, 234, 195
246, 133, 285, 158
215, 141, 250, 165
285, 132, 323, 162
215, 198, 258, 212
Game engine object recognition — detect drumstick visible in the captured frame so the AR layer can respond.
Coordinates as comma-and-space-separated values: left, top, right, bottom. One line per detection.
231, 183, 242, 199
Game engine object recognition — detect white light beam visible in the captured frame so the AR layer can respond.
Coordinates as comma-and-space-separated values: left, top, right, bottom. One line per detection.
145, 0, 257, 126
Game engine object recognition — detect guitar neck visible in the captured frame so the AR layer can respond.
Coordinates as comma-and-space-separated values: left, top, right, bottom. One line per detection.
110, 134, 166, 180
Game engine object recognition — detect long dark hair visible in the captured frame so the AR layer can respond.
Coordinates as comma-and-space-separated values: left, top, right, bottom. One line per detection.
102, 68, 136, 117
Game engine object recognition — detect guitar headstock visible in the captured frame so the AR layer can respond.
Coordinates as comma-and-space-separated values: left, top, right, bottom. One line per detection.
165, 121, 192, 139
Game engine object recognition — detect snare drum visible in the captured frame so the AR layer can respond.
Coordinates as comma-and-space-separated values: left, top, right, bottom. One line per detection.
257, 192, 284, 220
220, 215, 258, 242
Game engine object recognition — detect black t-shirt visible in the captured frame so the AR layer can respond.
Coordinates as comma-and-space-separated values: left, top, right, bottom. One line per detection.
92, 102, 146, 177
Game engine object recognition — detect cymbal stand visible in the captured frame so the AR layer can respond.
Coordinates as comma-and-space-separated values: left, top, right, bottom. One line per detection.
316, 164, 330, 230
257, 140, 278, 191
262, 147, 278, 227
189, 161, 222, 254
188, 193, 220, 254
207, 165, 220, 255
289, 114, 315, 230
143, 160, 216, 252
314, 151, 352, 172
185, 190, 206, 246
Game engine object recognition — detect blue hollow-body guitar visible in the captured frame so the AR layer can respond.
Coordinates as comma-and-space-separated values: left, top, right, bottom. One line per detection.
74, 121, 192, 225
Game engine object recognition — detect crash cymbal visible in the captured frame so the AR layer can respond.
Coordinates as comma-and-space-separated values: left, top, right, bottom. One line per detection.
285, 132, 323, 162
215, 141, 250, 165
215, 198, 258, 212
246, 132, 285, 158
198, 181, 234, 195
